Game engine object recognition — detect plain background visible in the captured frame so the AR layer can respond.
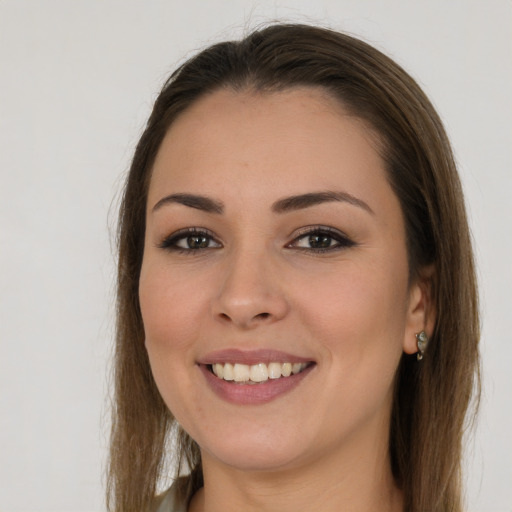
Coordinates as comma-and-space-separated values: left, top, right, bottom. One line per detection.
1, 1, 511, 511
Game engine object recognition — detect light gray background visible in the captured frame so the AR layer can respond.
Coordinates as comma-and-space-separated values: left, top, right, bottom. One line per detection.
1, 1, 511, 511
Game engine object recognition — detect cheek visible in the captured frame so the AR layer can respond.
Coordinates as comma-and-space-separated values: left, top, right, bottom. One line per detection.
139, 261, 210, 354
139, 262, 207, 418
294, 257, 409, 373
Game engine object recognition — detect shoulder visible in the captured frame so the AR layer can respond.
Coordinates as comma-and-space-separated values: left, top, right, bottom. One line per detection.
153, 480, 188, 512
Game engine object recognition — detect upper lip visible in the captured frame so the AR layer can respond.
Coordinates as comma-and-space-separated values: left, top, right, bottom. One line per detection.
197, 349, 314, 366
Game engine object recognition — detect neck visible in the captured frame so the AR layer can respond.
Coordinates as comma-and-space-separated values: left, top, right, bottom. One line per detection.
188, 419, 402, 512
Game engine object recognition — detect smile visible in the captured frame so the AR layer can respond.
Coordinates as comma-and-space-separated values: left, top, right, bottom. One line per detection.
198, 349, 316, 404
210, 362, 311, 383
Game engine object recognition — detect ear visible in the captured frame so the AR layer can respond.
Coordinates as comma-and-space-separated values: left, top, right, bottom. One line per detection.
403, 265, 436, 355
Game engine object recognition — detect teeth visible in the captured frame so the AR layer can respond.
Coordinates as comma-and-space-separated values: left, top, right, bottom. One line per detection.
268, 362, 282, 379
223, 363, 234, 381
292, 363, 303, 375
281, 362, 292, 377
211, 362, 309, 383
250, 363, 268, 383
213, 363, 224, 379
233, 363, 250, 382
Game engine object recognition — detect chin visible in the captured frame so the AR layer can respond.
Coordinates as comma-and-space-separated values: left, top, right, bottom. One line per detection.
197, 427, 309, 473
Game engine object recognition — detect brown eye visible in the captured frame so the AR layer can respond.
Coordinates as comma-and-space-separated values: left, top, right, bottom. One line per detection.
307, 234, 335, 249
183, 235, 210, 249
159, 228, 222, 252
288, 226, 356, 253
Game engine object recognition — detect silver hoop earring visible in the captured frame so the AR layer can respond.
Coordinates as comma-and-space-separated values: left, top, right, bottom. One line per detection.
415, 331, 429, 361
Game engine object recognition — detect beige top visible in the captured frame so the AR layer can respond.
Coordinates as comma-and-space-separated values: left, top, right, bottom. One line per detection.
155, 481, 187, 512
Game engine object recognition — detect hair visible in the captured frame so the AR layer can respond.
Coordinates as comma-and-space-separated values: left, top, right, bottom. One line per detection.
107, 23, 480, 512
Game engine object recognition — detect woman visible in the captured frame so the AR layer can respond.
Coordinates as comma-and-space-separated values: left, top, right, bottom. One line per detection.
107, 24, 480, 512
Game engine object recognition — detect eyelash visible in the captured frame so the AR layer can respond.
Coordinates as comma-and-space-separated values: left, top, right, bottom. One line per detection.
158, 226, 355, 255
158, 228, 220, 254
287, 225, 356, 254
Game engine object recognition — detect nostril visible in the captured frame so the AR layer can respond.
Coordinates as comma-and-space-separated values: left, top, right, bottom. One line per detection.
256, 312, 270, 320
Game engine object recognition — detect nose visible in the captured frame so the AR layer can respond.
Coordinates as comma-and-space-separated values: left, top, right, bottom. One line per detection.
211, 246, 289, 329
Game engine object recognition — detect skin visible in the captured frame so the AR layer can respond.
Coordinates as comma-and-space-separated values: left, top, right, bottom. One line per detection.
139, 87, 433, 512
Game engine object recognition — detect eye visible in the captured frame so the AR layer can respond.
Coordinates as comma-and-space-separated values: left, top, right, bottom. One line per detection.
158, 228, 222, 253
288, 226, 355, 253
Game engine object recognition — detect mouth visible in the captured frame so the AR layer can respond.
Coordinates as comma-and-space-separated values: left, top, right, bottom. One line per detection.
207, 361, 313, 384
198, 350, 316, 404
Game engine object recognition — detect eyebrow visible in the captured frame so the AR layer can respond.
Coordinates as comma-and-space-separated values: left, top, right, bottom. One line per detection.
152, 193, 224, 214
151, 190, 373, 215
272, 191, 374, 215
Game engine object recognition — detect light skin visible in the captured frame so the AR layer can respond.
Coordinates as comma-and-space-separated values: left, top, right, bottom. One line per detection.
139, 87, 434, 512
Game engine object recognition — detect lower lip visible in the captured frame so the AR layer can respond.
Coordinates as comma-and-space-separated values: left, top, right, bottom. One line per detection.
198, 364, 315, 405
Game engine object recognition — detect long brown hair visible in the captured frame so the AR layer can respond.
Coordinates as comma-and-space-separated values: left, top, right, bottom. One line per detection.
108, 24, 480, 512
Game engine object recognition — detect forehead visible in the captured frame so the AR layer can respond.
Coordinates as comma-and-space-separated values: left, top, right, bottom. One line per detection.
161, 86, 378, 151
148, 87, 390, 209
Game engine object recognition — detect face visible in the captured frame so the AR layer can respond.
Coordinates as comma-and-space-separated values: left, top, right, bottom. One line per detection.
139, 88, 426, 473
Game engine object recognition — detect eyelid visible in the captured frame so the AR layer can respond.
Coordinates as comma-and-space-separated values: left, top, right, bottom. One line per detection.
286, 225, 356, 252
157, 227, 222, 251
157, 225, 354, 254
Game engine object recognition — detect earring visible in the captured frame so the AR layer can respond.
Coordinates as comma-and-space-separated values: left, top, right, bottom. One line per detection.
415, 331, 429, 361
